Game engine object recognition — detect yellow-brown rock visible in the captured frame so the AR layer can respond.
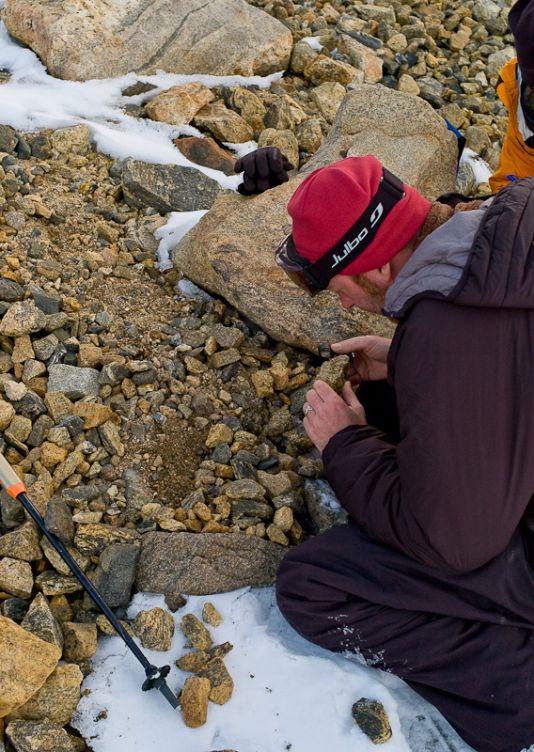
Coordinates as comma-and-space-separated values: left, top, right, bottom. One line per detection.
180, 676, 211, 728
0, 616, 60, 718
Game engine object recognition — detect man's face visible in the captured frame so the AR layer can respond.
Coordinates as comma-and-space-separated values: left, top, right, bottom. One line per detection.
327, 273, 386, 314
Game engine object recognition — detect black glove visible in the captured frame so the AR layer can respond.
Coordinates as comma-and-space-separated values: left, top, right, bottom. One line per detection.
235, 147, 294, 195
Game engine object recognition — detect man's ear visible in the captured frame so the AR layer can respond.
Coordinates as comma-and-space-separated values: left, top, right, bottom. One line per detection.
361, 263, 393, 290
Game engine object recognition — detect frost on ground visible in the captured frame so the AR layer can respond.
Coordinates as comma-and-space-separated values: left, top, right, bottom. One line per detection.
73, 589, 473, 752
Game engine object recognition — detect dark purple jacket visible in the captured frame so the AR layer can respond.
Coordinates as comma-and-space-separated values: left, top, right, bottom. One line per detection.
323, 178, 534, 574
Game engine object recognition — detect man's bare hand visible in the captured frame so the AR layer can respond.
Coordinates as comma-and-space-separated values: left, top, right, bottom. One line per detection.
303, 380, 366, 452
331, 336, 392, 384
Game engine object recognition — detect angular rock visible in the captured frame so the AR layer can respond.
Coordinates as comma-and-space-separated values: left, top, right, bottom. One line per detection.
0, 301, 46, 337
44, 498, 74, 546
122, 159, 221, 214
35, 571, 83, 597
87, 543, 139, 609
304, 478, 348, 534
132, 607, 174, 651
47, 365, 99, 400
193, 101, 253, 144
0, 616, 61, 718
145, 83, 214, 126
137, 532, 286, 595
20, 593, 63, 650
181, 614, 212, 650
0, 558, 33, 599
257, 128, 299, 171
0, 399, 15, 430
5, 720, 78, 752
180, 676, 210, 728
72, 401, 113, 429
0, 523, 42, 562
304, 84, 457, 200
7, 664, 82, 726
315, 355, 351, 392
4, 0, 292, 80
74, 523, 140, 557
174, 137, 236, 176
202, 602, 223, 628
197, 658, 233, 705
176, 650, 210, 673
61, 622, 98, 661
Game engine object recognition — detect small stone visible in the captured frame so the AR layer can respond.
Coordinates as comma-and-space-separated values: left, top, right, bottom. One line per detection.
88, 543, 139, 609
0, 301, 46, 337
205, 423, 234, 448
273, 506, 294, 533
98, 420, 124, 456
0, 557, 33, 598
180, 676, 211, 728
32, 334, 59, 362
44, 392, 73, 422
256, 470, 296, 498
193, 100, 253, 143
5, 380, 28, 402
251, 370, 274, 399
74, 523, 140, 556
72, 401, 113, 429
0, 399, 15, 429
132, 607, 175, 651
0, 617, 61, 718
197, 658, 233, 705
165, 592, 187, 612
44, 497, 74, 545
145, 82, 214, 125
61, 622, 98, 661
21, 593, 64, 650
77, 343, 103, 368
202, 602, 223, 627
310, 81, 346, 123
222, 479, 266, 500
47, 365, 100, 400
181, 613, 212, 651
266, 523, 289, 546
52, 450, 84, 490
0, 278, 24, 302
176, 650, 210, 673
209, 348, 241, 369
12, 335, 34, 364
95, 614, 134, 637
34, 570, 82, 596
7, 664, 83, 726
211, 324, 245, 349
40, 442, 69, 469
48, 595, 73, 623
6, 720, 78, 752
0, 522, 42, 562
315, 355, 351, 393
351, 698, 392, 744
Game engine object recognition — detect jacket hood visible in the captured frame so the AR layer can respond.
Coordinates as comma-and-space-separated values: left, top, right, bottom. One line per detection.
384, 178, 534, 318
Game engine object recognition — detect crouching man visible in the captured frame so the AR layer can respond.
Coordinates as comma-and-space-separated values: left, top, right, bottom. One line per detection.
272, 155, 534, 752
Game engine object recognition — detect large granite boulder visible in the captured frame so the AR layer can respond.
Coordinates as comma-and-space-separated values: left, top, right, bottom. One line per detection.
3, 0, 292, 81
172, 183, 394, 353
136, 532, 286, 596
304, 84, 458, 200
172, 85, 456, 352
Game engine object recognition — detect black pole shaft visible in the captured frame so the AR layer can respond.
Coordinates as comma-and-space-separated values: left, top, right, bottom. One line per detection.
18, 491, 178, 709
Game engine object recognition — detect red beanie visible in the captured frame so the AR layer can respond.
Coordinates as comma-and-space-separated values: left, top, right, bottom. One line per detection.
287, 155, 431, 276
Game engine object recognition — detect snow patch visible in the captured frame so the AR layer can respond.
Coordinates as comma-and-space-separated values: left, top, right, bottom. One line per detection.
72, 589, 473, 752
0, 21, 280, 190
460, 148, 492, 185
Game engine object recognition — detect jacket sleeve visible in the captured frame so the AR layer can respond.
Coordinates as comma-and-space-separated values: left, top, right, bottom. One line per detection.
322, 300, 530, 573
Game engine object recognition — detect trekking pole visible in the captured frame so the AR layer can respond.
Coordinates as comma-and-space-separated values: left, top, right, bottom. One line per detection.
0, 452, 178, 710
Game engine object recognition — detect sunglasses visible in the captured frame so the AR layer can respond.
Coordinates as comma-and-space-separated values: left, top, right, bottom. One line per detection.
275, 167, 405, 295
275, 234, 325, 296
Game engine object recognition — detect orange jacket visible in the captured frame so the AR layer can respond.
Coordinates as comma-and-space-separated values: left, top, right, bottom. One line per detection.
490, 58, 534, 192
